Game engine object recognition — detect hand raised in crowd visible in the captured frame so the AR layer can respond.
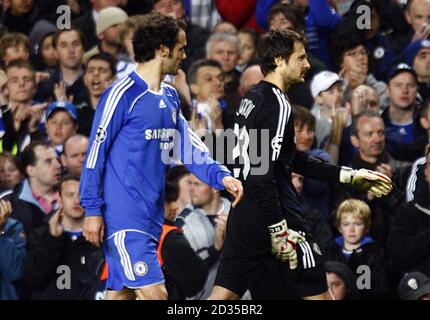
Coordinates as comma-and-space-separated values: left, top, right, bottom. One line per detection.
83, 216, 105, 248
28, 103, 48, 133
12, 103, 34, 131
48, 208, 64, 238
329, 102, 347, 146
191, 103, 208, 132
0, 199, 13, 233
376, 163, 393, 180
354, 88, 370, 113
54, 81, 74, 103
12, 102, 47, 132
214, 213, 228, 251
340, 67, 367, 90
412, 24, 430, 43
35, 72, 50, 85
67, 0, 81, 15
207, 95, 224, 132
173, 69, 192, 107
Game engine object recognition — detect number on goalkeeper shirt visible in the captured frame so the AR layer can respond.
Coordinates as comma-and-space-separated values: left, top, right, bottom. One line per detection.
232, 123, 251, 180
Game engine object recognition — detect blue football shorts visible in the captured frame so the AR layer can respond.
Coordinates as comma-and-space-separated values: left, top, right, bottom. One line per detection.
104, 230, 165, 291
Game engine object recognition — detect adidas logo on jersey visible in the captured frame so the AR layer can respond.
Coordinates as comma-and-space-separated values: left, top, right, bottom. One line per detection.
159, 99, 167, 109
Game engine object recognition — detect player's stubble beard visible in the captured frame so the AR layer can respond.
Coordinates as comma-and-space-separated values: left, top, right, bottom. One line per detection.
286, 69, 307, 87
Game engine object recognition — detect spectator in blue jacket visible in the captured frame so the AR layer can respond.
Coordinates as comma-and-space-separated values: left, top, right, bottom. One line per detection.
0, 199, 27, 300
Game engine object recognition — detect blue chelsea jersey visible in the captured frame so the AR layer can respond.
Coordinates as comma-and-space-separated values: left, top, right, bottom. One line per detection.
79, 71, 231, 239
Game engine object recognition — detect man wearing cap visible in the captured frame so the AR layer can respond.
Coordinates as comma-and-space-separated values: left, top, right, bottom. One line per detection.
398, 271, 430, 300
381, 63, 427, 163
83, 6, 128, 65
45, 101, 79, 155
310, 70, 346, 163
73, 0, 123, 50
403, 38, 430, 101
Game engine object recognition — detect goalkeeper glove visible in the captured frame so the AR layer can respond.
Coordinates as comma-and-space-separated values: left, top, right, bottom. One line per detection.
339, 167, 393, 197
268, 219, 305, 270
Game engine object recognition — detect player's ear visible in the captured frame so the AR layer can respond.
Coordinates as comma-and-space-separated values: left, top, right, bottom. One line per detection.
274, 56, 285, 68
350, 134, 359, 148
158, 45, 170, 58
190, 83, 199, 96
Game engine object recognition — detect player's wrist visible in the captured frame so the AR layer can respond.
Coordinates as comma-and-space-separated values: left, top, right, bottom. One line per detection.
85, 210, 103, 217
219, 172, 232, 188
268, 219, 288, 234
339, 166, 356, 184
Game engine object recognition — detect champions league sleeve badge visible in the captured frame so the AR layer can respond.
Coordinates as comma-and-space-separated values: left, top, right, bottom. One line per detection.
171, 109, 177, 125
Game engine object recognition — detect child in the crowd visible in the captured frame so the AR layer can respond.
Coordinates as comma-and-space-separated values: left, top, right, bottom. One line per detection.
326, 199, 389, 299
44, 101, 79, 155
310, 70, 347, 163
0, 33, 30, 68
0, 152, 24, 190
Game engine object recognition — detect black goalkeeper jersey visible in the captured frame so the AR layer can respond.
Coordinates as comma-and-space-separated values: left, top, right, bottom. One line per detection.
225, 81, 342, 257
